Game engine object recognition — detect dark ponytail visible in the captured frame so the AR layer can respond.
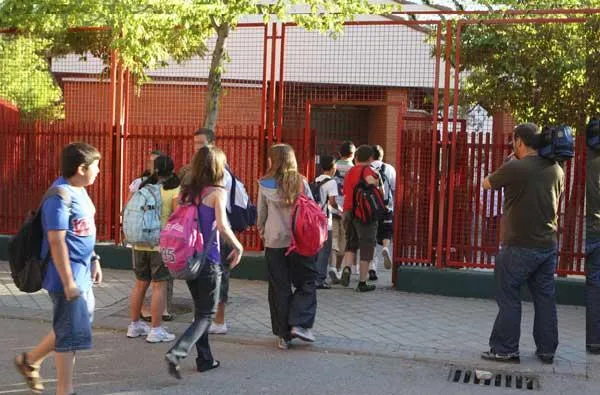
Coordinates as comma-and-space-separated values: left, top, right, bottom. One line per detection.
138, 173, 159, 189
162, 174, 181, 190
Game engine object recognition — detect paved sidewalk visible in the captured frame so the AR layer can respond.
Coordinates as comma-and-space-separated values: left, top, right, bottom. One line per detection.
0, 261, 594, 378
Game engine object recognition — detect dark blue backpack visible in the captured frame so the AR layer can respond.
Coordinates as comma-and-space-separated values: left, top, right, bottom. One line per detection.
538, 125, 575, 162
586, 118, 600, 150
226, 167, 257, 233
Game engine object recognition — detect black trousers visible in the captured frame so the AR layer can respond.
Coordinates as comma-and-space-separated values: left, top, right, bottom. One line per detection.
265, 248, 317, 340
166, 264, 221, 370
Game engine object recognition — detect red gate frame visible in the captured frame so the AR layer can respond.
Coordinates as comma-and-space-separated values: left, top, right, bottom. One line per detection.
445, 15, 590, 273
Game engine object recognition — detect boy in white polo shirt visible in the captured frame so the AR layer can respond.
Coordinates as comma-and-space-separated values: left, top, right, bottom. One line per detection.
313, 155, 339, 289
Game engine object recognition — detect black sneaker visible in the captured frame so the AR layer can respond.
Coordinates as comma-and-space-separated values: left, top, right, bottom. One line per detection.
165, 354, 182, 380
587, 345, 600, 355
481, 350, 520, 364
368, 270, 378, 281
355, 282, 376, 292
328, 269, 341, 284
536, 351, 554, 364
340, 267, 352, 287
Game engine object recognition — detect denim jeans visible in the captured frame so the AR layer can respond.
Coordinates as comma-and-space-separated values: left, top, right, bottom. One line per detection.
219, 239, 232, 303
489, 245, 558, 356
586, 239, 600, 348
166, 264, 221, 370
265, 248, 317, 340
316, 231, 332, 286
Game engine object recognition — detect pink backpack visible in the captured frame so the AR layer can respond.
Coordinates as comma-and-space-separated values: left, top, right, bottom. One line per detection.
286, 194, 328, 257
159, 203, 208, 280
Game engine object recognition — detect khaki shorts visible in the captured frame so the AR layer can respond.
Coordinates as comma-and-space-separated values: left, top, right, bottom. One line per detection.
343, 211, 377, 262
331, 216, 346, 256
133, 250, 171, 282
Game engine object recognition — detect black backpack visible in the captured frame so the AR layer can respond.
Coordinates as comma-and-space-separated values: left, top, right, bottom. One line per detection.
309, 176, 333, 207
587, 118, 600, 150
8, 187, 71, 293
376, 163, 391, 206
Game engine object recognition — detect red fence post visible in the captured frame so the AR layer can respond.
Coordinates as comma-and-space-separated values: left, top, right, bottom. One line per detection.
436, 20, 454, 268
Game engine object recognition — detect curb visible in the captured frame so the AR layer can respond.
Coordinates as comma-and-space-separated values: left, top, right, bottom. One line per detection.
396, 266, 586, 306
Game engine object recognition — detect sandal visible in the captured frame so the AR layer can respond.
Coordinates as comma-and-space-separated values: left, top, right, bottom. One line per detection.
197, 360, 220, 373
14, 352, 44, 393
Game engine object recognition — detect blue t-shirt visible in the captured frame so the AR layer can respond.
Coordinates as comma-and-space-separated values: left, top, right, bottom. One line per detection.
41, 177, 97, 293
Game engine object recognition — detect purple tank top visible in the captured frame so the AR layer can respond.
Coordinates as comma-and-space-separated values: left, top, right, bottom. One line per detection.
198, 203, 220, 264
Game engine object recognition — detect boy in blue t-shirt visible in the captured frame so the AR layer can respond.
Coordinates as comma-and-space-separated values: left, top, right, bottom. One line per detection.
14, 142, 102, 395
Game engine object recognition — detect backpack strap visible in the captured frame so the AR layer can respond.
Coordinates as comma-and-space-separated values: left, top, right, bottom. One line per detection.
40, 186, 72, 211
377, 164, 390, 205
227, 167, 237, 212
199, 185, 226, 204
38, 186, 73, 263
317, 176, 334, 210
359, 165, 370, 182
142, 184, 161, 211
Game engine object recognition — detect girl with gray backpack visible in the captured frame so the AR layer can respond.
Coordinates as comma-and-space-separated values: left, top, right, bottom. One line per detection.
124, 155, 180, 343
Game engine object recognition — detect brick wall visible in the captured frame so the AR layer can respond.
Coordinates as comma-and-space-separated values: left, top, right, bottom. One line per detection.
364, 88, 409, 169
128, 83, 262, 126
63, 81, 112, 123
63, 80, 262, 127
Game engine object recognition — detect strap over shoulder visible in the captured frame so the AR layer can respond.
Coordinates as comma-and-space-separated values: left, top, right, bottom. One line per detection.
200, 185, 226, 200
40, 186, 72, 210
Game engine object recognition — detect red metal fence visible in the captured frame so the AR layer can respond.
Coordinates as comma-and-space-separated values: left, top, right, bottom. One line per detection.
0, 11, 595, 273
392, 14, 589, 277
0, 121, 114, 240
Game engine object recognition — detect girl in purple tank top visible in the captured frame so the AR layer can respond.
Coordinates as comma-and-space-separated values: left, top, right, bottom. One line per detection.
198, 199, 221, 264
165, 146, 244, 380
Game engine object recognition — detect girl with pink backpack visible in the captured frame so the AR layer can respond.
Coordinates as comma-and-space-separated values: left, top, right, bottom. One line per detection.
164, 146, 244, 380
257, 144, 322, 350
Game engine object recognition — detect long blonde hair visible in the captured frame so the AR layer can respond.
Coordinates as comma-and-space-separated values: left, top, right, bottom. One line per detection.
263, 144, 303, 206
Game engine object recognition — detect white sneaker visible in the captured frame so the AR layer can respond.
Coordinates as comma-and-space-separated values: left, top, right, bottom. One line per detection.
146, 326, 176, 343
209, 322, 228, 335
127, 321, 150, 338
382, 247, 392, 270
291, 326, 316, 342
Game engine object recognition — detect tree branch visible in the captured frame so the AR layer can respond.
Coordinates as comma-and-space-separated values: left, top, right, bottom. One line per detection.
209, 15, 219, 31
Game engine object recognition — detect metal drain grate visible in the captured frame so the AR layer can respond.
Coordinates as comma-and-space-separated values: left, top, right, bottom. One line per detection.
448, 367, 540, 391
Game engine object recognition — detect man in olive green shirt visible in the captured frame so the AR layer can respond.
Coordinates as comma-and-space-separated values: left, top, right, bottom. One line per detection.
481, 123, 564, 365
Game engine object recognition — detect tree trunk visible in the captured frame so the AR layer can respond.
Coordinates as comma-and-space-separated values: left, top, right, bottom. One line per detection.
203, 22, 230, 132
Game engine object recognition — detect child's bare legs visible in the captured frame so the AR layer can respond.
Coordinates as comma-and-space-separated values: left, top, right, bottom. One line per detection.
55, 351, 75, 395
26, 330, 55, 367
214, 302, 225, 324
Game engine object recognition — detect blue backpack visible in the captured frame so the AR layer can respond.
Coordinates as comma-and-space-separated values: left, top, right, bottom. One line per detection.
123, 184, 162, 246
538, 125, 575, 162
587, 118, 600, 150
226, 167, 257, 233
